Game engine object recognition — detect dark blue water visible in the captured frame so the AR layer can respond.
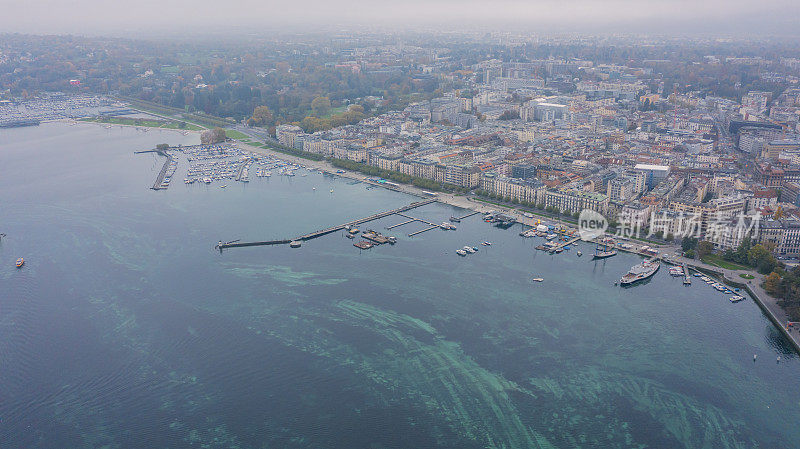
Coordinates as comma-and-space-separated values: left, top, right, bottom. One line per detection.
1, 122, 799, 448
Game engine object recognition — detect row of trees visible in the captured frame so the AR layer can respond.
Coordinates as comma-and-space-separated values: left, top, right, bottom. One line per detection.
720, 237, 780, 274
680, 236, 778, 273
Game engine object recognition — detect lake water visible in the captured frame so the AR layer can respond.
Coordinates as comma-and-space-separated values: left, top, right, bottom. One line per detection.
1, 122, 799, 448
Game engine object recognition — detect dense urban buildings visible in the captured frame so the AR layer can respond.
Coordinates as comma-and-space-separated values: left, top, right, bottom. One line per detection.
4, 17, 800, 449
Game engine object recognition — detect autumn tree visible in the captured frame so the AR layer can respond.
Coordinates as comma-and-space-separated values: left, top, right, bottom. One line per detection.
248, 105, 274, 127
764, 272, 782, 295
697, 240, 714, 258
201, 127, 227, 144
311, 96, 331, 117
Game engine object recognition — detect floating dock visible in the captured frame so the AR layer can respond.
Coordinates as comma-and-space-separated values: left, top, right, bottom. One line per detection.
353, 240, 373, 250
548, 236, 581, 253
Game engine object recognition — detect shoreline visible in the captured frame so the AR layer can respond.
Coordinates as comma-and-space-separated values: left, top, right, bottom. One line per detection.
67, 118, 203, 134
235, 141, 552, 228
238, 139, 800, 354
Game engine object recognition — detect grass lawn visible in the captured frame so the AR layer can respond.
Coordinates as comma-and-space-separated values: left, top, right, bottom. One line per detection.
160, 121, 203, 131
739, 273, 756, 279
80, 116, 202, 131
701, 253, 749, 270
225, 129, 250, 140
321, 105, 348, 119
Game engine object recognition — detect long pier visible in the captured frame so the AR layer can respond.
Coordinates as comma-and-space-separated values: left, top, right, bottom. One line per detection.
454, 211, 481, 221
151, 150, 173, 190
408, 225, 440, 237
218, 198, 437, 249
386, 219, 416, 230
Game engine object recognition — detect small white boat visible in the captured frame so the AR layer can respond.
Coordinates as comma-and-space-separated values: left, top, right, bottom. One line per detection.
481, 241, 492, 246
532, 277, 544, 282
456, 249, 467, 256
330, 189, 334, 193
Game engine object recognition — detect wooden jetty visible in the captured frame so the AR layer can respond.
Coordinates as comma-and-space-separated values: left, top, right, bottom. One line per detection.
217, 198, 436, 250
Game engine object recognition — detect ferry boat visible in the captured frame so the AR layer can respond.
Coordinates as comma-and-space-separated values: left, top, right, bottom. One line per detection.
15, 257, 24, 268
620, 259, 660, 285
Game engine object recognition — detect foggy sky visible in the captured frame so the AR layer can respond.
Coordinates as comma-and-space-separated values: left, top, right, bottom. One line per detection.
2, 0, 799, 37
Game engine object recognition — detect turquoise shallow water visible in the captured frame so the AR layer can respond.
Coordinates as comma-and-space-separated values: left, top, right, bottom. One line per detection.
1, 122, 799, 448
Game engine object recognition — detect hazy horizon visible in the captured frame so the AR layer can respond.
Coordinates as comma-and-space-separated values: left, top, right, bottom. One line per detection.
2, 0, 800, 38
